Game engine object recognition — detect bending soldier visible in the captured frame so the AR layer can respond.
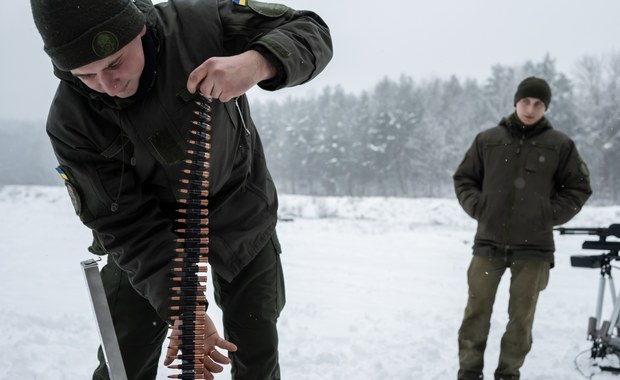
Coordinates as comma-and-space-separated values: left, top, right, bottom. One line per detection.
30, 0, 333, 378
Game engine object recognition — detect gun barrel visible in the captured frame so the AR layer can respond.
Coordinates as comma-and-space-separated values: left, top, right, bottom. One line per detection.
555, 227, 605, 235
555, 224, 620, 239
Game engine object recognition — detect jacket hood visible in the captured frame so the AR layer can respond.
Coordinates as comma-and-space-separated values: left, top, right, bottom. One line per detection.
499, 112, 553, 138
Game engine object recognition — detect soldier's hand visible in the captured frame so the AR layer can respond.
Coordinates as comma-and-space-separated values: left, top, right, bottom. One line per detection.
164, 313, 238, 379
187, 50, 276, 102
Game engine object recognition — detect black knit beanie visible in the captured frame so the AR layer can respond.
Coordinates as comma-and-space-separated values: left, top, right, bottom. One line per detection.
31, 0, 146, 71
513, 76, 552, 110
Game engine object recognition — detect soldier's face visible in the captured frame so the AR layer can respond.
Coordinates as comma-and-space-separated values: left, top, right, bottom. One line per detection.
515, 97, 546, 126
71, 26, 147, 98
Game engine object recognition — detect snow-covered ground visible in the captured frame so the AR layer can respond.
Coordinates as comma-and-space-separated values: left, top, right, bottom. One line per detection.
1, 185, 620, 379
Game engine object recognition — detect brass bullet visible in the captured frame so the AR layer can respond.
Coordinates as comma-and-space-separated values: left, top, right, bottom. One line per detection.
171, 286, 206, 292
167, 373, 206, 379
174, 247, 209, 254
175, 237, 209, 244
167, 364, 204, 370
191, 120, 212, 129
169, 315, 206, 323
186, 150, 211, 160
170, 295, 207, 301
190, 130, 212, 140
178, 188, 210, 197
175, 228, 209, 234
180, 178, 209, 186
183, 159, 211, 168
188, 140, 211, 150
182, 168, 210, 177
173, 257, 209, 263
178, 198, 209, 206
176, 218, 209, 225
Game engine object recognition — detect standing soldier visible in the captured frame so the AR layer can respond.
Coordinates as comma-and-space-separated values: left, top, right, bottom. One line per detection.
453, 77, 592, 380
29, 0, 332, 379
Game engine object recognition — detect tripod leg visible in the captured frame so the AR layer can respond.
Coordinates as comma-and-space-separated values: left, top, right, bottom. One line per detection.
81, 259, 128, 380
595, 275, 607, 332
610, 275, 617, 306
606, 294, 620, 338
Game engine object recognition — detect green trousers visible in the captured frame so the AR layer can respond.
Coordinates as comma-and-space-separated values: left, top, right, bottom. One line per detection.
93, 234, 285, 380
457, 254, 550, 380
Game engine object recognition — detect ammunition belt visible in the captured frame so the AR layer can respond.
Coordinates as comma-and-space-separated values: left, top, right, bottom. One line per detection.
168, 97, 212, 379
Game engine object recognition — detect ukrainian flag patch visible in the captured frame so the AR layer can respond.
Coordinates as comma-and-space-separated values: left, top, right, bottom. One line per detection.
56, 167, 69, 181
233, 0, 247, 6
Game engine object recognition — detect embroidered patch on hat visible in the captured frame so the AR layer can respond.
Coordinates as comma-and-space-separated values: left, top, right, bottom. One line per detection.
92, 31, 120, 58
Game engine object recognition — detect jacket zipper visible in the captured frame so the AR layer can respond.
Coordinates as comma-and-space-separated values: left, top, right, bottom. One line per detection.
503, 134, 525, 250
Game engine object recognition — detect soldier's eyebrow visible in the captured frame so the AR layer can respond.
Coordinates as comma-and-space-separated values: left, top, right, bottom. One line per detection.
73, 56, 123, 77
104, 56, 123, 70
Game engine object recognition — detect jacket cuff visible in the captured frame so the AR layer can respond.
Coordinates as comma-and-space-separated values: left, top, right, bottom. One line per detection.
250, 45, 287, 91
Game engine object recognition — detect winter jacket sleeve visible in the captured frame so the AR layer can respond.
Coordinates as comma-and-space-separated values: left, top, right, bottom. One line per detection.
550, 137, 592, 225
217, 0, 333, 91
453, 135, 484, 220
47, 86, 178, 322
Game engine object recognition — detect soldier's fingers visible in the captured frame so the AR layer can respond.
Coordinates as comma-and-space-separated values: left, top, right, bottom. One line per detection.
208, 348, 230, 365
198, 77, 215, 99
163, 320, 182, 366
203, 356, 225, 374
216, 336, 237, 353
187, 62, 209, 94
163, 338, 180, 366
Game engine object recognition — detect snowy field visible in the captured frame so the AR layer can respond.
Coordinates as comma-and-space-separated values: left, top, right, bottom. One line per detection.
1, 185, 620, 380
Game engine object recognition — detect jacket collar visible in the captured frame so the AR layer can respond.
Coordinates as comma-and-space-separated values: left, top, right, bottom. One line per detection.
500, 112, 552, 138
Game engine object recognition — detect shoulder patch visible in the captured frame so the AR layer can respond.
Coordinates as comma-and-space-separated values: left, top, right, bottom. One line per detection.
576, 155, 590, 177
232, 0, 248, 6
247, 0, 290, 17
56, 166, 83, 216
65, 182, 82, 216
56, 167, 70, 181
579, 161, 590, 177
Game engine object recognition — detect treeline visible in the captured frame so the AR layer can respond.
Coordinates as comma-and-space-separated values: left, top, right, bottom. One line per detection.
253, 54, 620, 203
2, 54, 619, 203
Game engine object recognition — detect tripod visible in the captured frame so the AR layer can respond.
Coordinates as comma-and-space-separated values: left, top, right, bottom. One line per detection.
558, 224, 620, 372
556, 224, 620, 374
576, 253, 620, 361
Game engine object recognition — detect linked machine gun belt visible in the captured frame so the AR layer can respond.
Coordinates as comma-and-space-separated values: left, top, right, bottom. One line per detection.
167, 96, 213, 380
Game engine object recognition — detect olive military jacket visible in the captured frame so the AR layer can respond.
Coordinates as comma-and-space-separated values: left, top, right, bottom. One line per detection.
45, 0, 332, 320
453, 114, 592, 258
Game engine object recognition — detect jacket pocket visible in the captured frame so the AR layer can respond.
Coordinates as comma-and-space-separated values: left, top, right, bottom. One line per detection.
474, 193, 488, 220
525, 150, 539, 173
485, 139, 512, 148
525, 142, 556, 173
536, 194, 553, 230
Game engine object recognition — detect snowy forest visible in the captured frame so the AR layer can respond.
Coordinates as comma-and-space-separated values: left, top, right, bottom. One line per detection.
253, 54, 620, 202
2, 54, 619, 203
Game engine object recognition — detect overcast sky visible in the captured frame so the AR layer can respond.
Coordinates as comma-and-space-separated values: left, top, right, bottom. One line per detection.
3, 0, 620, 122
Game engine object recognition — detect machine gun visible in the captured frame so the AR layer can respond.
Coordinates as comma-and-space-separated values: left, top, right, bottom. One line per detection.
556, 224, 620, 268
556, 224, 620, 372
